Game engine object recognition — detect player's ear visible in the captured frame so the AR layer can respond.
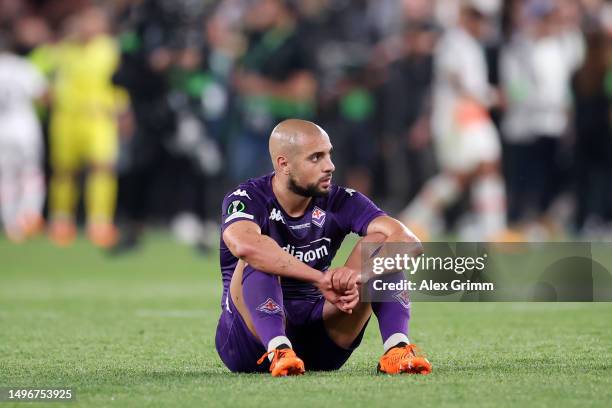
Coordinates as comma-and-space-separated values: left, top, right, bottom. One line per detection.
277, 155, 290, 175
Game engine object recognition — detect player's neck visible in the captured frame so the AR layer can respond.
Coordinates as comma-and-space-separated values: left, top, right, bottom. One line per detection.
271, 175, 312, 218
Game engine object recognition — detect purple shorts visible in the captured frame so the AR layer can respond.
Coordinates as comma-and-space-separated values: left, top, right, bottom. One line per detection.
215, 295, 368, 373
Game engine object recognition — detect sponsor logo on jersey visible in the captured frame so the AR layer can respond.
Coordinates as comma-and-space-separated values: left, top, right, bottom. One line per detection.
282, 238, 331, 263
311, 207, 326, 227
231, 189, 251, 200
393, 289, 411, 309
269, 208, 285, 224
257, 298, 282, 314
288, 222, 310, 230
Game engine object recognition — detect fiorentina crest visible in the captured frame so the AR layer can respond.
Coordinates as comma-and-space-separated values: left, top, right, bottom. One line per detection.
257, 298, 282, 314
311, 207, 326, 228
393, 290, 411, 309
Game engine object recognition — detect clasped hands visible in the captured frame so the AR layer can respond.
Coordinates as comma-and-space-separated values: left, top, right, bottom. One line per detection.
315, 266, 361, 314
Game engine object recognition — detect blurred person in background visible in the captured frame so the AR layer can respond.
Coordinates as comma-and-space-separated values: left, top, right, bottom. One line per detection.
378, 16, 439, 212
163, 15, 230, 250
399, 0, 510, 241
47, 6, 125, 248
0, 0, 26, 31
229, 0, 317, 182
499, 0, 544, 233
572, 18, 612, 236
12, 14, 53, 57
301, 0, 384, 197
110, 0, 214, 254
0, 33, 47, 242
500, 0, 584, 238
13, 14, 55, 214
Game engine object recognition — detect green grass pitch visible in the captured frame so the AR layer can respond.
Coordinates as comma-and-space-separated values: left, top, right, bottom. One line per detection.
1, 233, 611, 407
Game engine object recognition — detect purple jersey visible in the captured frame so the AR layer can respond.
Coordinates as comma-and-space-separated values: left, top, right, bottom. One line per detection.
219, 173, 386, 307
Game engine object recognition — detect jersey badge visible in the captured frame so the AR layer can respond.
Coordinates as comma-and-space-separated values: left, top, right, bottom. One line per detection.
311, 207, 326, 228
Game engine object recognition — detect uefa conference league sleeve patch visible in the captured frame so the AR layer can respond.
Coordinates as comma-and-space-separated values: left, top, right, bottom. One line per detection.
225, 199, 254, 223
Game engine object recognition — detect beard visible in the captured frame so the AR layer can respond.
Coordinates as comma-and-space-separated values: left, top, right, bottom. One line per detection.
287, 174, 330, 198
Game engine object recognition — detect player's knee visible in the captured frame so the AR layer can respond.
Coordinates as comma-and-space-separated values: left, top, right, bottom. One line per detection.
242, 265, 281, 286
474, 160, 500, 177
356, 233, 387, 262
345, 233, 387, 270
447, 171, 469, 190
52, 168, 75, 180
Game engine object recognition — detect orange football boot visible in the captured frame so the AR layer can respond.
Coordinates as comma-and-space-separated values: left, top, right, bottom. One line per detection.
48, 219, 77, 247
20, 214, 45, 238
257, 348, 305, 377
377, 344, 432, 375
5, 226, 25, 244
87, 223, 119, 248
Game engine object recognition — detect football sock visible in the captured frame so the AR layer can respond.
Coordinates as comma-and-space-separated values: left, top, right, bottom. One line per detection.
267, 337, 293, 362
241, 265, 287, 352
0, 162, 19, 231
370, 271, 411, 351
21, 163, 45, 218
472, 173, 506, 239
401, 173, 460, 228
50, 171, 77, 221
374, 302, 411, 352
384, 338, 409, 353
86, 168, 117, 224
268, 339, 292, 351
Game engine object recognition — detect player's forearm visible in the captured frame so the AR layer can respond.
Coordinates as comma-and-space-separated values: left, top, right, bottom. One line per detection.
377, 228, 423, 261
234, 234, 322, 284
386, 228, 422, 245
367, 216, 423, 256
364, 218, 424, 281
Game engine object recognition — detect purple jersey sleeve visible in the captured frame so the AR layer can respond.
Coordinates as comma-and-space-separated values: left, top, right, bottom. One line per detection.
221, 187, 267, 232
335, 188, 386, 236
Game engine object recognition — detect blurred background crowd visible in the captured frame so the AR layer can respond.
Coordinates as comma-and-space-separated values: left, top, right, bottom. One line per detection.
0, 0, 611, 252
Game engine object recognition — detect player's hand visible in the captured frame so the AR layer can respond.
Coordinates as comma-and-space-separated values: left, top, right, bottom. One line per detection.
329, 266, 361, 293
315, 267, 361, 314
338, 286, 359, 314
315, 271, 339, 304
